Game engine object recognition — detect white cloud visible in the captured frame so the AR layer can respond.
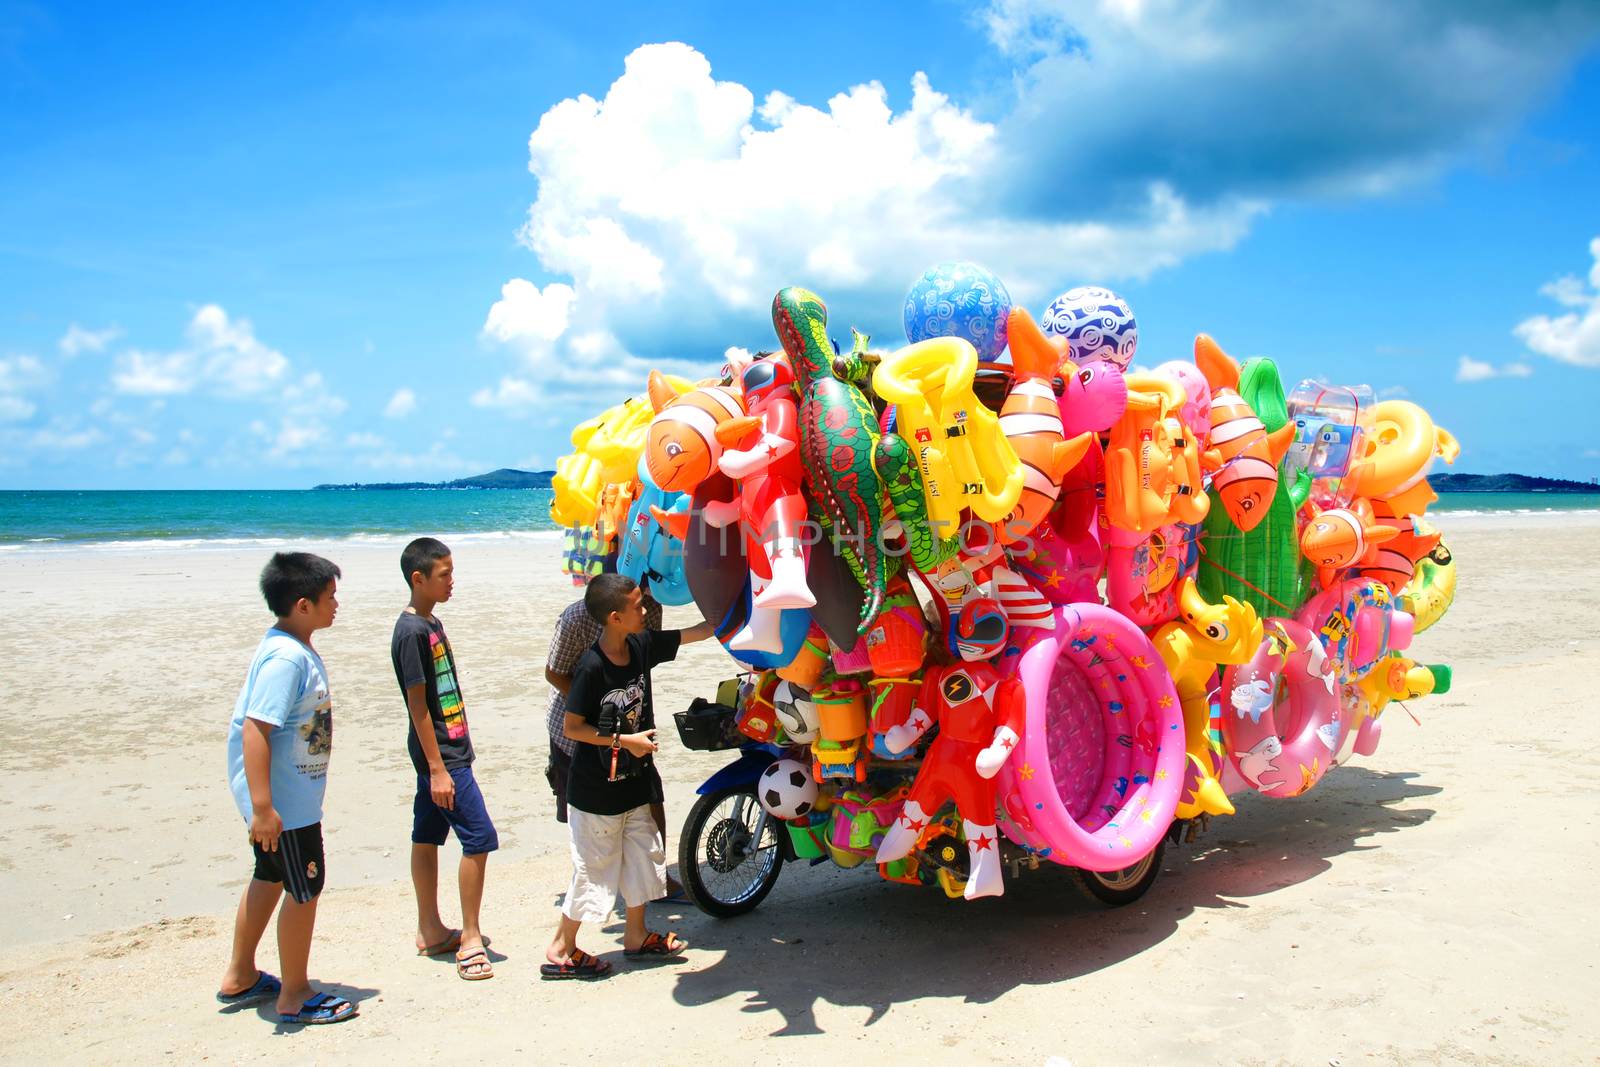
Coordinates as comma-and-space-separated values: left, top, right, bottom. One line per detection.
489, 41, 1263, 406
112, 349, 193, 395
30, 422, 107, 451
111, 305, 298, 398
0, 395, 35, 422
483, 279, 578, 356
1456, 355, 1533, 383
384, 387, 417, 418
0, 354, 47, 422
58, 323, 122, 358
1514, 236, 1600, 369
980, 1, 1600, 207
188, 304, 290, 397
345, 432, 388, 449
471, 376, 545, 411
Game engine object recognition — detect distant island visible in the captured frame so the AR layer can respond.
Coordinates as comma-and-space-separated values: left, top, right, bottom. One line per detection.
314, 467, 555, 491
313, 468, 1597, 493
1432, 472, 1599, 493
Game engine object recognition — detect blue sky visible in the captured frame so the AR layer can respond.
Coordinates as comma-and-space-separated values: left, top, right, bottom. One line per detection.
3, 1, 1599, 489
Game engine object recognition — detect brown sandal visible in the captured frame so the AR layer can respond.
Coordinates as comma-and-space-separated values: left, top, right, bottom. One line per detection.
624, 930, 687, 957
456, 946, 494, 981
540, 948, 613, 980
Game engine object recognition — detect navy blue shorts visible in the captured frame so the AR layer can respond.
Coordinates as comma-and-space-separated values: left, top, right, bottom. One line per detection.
413, 766, 499, 855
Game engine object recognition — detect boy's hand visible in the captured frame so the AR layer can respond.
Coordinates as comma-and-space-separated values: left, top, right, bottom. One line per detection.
620, 729, 658, 758
430, 768, 456, 811
249, 806, 283, 852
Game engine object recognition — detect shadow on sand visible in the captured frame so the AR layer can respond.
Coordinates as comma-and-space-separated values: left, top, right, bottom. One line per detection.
663, 766, 1440, 1035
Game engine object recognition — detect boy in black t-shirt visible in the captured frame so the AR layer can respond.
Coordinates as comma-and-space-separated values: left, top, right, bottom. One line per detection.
392, 537, 497, 982
542, 573, 714, 979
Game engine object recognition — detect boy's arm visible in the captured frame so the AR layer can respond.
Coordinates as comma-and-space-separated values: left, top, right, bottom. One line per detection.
241, 718, 282, 851
406, 684, 456, 811
544, 667, 574, 695
678, 620, 716, 646
564, 711, 657, 758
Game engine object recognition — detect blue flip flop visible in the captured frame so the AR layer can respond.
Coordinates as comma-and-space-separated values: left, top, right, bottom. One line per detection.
215, 970, 280, 1006
278, 992, 358, 1026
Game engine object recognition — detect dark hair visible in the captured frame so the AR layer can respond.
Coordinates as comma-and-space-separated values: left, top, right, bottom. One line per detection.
260, 552, 341, 617
401, 537, 451, 587
585, 573, 637, 624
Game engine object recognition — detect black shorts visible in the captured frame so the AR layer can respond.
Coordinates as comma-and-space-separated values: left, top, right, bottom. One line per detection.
251, 822, 325, 904
546, 746, 572, 825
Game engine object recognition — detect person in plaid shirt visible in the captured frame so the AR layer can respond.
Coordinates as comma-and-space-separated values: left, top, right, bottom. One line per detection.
544, 586, 683, 899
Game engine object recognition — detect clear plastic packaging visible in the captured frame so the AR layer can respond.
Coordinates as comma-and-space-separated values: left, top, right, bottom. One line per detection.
1286, 380, 1374, 482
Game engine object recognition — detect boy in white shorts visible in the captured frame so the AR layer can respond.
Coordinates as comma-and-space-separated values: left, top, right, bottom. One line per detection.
542, 574, 714, 979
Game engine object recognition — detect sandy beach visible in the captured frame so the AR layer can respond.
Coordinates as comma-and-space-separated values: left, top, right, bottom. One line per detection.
3, 513, 1597, 1064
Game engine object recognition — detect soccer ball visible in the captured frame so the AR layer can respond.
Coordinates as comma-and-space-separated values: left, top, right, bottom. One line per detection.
771, 680, 820, 744
757, 758, 818, 820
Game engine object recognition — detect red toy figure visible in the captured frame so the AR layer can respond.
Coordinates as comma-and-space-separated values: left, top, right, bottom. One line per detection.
873, 598, 1024, 899
717, 351, 815, 652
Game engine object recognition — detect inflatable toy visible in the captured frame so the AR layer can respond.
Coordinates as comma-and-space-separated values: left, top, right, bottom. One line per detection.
998, 307, 1094, 544
902, 261, 1012, 361
1400, 538, 1455, 633
1041, 286, 1138, 369
1285, 380, 1373, 484
1008, 486, 1105, 605
876, 598, 1026, 899
643, 373, 751, 494
1220, 619, 1341, 797
1104, 373, 1209, 533
774, 287, 891, 630
1196, 356, 1312, 619
872, 335, 1024, 527
1105, 522, 1200, 627
875, 422, 960, 573
1057, 358, 1128, 437
616, 458, 692, 605
720, 350, 814, 611
1152, 359, 1213, 444
1150, 578, 1264, 818
551, 411, 608, 528
1343, 399, 1459, 503
1195, 335, 1294, 533
1350, 502, 1441, 596
1296, 578, 1414, 682
867, 673, 921, 759
995, 602, 1186, 870
1300, 497, 1400, 586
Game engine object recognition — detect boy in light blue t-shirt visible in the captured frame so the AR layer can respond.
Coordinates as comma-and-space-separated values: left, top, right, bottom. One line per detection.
215, 552, 357, 1026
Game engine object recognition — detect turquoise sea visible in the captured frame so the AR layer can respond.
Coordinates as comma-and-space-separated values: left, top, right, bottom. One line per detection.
0, 489, 1595, 548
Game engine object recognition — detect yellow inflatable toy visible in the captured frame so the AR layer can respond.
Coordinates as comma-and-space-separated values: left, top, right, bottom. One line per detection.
549, 378, 694, 528
550, 412, 609, 528
1339, 654, 1452, 764
1344, 400, 1459, 509
1400, 539, 1456, 633
872, 337, 1024, 528
1150, 577, 1263, 819
1104, 373, 1209, 534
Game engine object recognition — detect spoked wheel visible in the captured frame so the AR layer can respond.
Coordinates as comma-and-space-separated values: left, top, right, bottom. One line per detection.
678, 787, 785, 918
1074, 840, 1164, 907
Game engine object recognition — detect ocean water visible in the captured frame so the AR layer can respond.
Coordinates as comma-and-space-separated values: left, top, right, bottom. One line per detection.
0, 489, 560, 548
0, 488, 1593, 549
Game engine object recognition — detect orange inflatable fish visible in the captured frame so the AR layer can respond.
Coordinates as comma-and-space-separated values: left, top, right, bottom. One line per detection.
643, 371, 754, 495
1300, 497, 1400, 587
997, 308, 1093, 545
1195, 334, 1293, 532
1352, 497, 1443, 595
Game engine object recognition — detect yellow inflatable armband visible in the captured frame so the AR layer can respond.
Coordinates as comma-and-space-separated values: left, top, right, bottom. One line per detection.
872, 337, 1023, 528
1104, 373, 1209, 534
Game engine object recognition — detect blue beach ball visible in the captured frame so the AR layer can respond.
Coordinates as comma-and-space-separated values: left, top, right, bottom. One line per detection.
1041, 286, 1138, 369
902, 262, 1012, 361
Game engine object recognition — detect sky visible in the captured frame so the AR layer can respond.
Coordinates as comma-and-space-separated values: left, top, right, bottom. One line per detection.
2, 0, 1599, 489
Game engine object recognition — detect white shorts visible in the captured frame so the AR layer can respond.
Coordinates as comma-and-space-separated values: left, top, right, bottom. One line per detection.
563, 804, 666, 923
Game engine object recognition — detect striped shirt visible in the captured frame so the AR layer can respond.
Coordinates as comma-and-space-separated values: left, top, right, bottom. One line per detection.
545, 594, 663, 756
